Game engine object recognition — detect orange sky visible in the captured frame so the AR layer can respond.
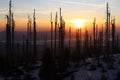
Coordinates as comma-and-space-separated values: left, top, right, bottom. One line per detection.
0, 15, 120, 33
0, 0, 120, 33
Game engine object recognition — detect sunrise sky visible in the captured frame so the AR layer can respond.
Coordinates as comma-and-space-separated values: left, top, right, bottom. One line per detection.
0, 0, 120, 31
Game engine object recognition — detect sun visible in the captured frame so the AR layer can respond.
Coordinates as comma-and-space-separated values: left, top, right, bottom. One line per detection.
70, 19, 86, 29
74, 19, 85, 29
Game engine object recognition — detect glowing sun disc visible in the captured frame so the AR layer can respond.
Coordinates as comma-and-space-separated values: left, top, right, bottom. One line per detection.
70, 19, 86, 29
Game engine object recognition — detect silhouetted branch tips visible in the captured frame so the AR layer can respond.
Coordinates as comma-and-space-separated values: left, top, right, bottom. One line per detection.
33, 9, 37, 62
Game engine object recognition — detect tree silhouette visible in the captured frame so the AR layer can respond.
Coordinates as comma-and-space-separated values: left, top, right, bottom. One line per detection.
40, 48, 56, 80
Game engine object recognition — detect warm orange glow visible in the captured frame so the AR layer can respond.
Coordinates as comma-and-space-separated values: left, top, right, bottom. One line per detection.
69, 19, 86, 29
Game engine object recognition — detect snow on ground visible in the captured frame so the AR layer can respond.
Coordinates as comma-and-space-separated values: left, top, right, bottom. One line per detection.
0, 54, 119, 80
0, 61, 41, 80
0, 77, 4, 80
29, 68, 40, 80
64, 54, 120, 80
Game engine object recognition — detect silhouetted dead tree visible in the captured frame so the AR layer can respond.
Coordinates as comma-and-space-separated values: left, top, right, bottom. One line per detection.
50, 12, 53, 54
6, 15, 10, 69
44, 33, 48, 49
101, 25, 104, 55
11, 13, 15, 62
93, 18, 96, 57
54, 12, 58, 58
89, 35, 92, 57
33, 9, 37, 62
75, 28, 81, 65
105, 2, 111, 59
116, 34, 119, 52
111, 17, 115, 57
97, 27, 103, 65
5, 0, 15, 69
22, 35, 25, 64
69, 27, 71, 52
26, 38, 29, 64
40, 48, 56, 80
58, 8, 66, 72
59, 8, 65, 55
26, 15, 32, 65
83, 27, 89, 64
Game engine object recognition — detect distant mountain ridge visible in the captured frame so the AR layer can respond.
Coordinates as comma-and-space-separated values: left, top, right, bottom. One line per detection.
0, 31, 72, 41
